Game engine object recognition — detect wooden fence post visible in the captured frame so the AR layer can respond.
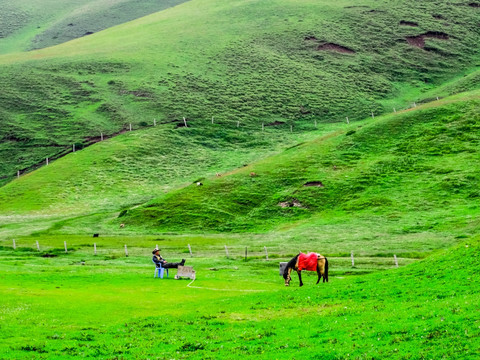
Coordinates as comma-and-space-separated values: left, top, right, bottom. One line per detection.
64, 241, 68, 253
73, 144, 75, 152
371, 111, 375, 119
101, 133, 104, 141
212, 116, 214, 124
225, 245, 229, 258
36, 241, 40, 251
17, 170, 20, 179
245, 247, 247, 262
237, 121, 240, 127
129, 123, 132, 131
264, 246, 268, 260
346, 117, 350, 124
124, 244, 128, 257
46, 158, 49, 165
94, 243, 97, 256
12, 239, 16, 250
351, 251, 354, 267
394, 255, 398, 268
154, 118, 157, 126
183, 117, 188, 127
393, 108, 396, 113
188, 244, 193, 257
262, 123, 264, 131
315, 120, 317, 128
290, 125, 293, 132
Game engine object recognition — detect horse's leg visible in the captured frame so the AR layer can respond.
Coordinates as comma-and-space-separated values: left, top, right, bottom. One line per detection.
297, 270, 303, 287
318, 258, 328, 283
316, 262, 321, 285
324, 257, 328, 283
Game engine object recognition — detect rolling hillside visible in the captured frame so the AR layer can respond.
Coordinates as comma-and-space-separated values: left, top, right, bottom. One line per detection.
1, 0, 480, 187
0, 0, 189, 53
119, 90, 480, 244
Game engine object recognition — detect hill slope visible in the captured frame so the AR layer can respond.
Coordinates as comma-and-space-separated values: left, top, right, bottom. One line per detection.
0, 0, 189, 53
121, 90, 480, 237
1, 0, 480, 184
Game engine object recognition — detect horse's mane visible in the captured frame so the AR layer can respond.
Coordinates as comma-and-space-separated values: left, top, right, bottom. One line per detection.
283, 254, 300, 279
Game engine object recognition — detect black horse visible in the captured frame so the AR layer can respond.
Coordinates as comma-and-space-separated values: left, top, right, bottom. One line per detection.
283, 253, 328, 287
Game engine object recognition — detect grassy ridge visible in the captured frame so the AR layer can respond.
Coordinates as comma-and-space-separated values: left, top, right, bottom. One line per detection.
1, 0, 480, 183
0, 233, 477, 358
0, 118, 334, 218
123, 90, 480, 235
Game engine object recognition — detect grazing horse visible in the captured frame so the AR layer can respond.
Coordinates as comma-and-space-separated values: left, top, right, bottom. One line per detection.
283, 253, 328, 287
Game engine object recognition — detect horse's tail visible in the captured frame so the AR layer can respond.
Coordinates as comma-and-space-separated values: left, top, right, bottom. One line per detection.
324, 257, 329, 283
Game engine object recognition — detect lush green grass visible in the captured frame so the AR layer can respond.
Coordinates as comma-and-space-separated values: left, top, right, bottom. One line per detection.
0, 234, 477, 359
122, 90, 480, 235
1, 0, 480, 183
0, 119, 335, 219
0, 0, 189, 54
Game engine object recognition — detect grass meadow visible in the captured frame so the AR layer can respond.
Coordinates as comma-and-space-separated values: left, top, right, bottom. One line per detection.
0, 234, 478, 359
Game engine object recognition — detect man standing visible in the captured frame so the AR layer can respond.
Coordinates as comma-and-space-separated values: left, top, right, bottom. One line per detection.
152, 249, 186, 268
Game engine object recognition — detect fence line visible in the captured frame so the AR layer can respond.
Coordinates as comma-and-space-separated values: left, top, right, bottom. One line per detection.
3, 240, 415, 269
7, 97, 438, 182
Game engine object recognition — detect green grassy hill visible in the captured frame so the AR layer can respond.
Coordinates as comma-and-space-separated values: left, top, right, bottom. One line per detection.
1, 89, 477, 263
1, 0, 480, 186
122, 90, 480, 237
0, 0, 189, 53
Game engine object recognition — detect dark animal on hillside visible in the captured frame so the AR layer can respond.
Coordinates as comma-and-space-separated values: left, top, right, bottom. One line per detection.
283, 252, 328, 287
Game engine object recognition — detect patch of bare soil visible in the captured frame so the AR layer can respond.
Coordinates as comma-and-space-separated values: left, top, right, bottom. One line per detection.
406, 35, 425, 48
278, 199, 305, 208
265, 121, 285, 127
303, 181, 324, 187
317, 43, 355, 54
424, 31, 449, 40
406, 31, 449, 48
399, 20, 418, 27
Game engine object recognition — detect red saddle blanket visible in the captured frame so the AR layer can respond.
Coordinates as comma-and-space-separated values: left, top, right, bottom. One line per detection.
298, 252, 318, 271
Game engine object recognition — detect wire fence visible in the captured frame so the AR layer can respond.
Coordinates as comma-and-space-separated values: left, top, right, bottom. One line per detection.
3, 239, 419, 272
7, 97, 441, 182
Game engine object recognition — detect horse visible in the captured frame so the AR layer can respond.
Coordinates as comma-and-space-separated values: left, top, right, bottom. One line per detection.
283, 253, 328, 287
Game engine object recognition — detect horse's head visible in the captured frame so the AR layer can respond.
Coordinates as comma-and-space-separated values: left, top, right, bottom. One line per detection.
283, 270, 291, 286
283, 254, 299, 287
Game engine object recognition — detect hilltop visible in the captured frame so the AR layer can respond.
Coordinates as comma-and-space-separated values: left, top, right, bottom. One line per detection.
0, 0, 189, 53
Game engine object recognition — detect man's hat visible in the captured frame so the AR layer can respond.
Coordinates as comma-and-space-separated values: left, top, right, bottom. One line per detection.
152, 249, 160, 254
